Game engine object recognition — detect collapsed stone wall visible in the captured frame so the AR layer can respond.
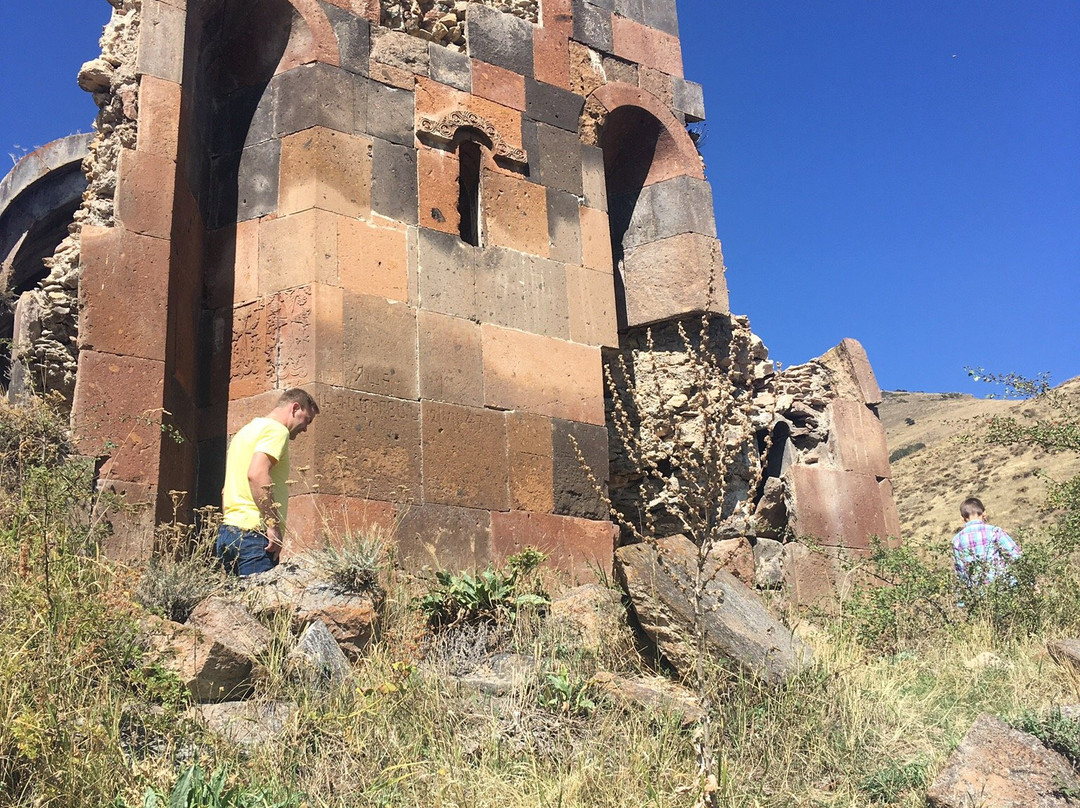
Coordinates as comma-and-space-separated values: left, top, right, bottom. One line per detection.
606, 314, 774, 540
608, 317, 899, 601
16, 0, 139, 402
381, 0, 538, 48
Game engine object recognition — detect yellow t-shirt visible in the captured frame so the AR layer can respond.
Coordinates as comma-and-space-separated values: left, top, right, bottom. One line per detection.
221, 417, 291, 531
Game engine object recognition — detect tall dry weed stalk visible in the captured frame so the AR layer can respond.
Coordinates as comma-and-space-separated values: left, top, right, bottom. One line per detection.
577, 308, 776, 806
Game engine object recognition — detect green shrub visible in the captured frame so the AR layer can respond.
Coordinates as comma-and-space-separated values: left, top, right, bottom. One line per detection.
857, 758, 929, 803
536, 669, 599, 717
888, 442, 925, 463
419, 551, 549, 629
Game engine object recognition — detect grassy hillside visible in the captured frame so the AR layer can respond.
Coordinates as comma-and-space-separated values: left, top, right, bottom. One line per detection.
880, 377, 1080, 545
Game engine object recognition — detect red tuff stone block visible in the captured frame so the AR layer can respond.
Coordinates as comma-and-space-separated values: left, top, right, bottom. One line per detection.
338, 219, 410, 302
491, 511, 617, 580
781, 542, 868, 611
621, 233, 729, 326
830, 398, 891, 479
818, 338, 883, 406
507, 412, 554, 513
483, 170, 549, 257
98, 481, 157, 563
284, 494, 397, 557
291, 384, 422, 502
417, 310, 484, 407
275, 283, 345, 389
278, 127, 373, 217
259, 208, 341, 294
79, 226, 169, 361
417, 146, 460, 236
136, 75, 181, 161
533, 27, 571, 90
226, 300, 276, 400
395, 503, 492, 569
343, 293, 418, 399
565, 264, 617, 347
421, 401, 509, 511
415, 77, 524, 152
611, 16, 684, 78
540, 0, 573, 36
115, 148, 176, 240
482, 324, 605, 425
72, 350, 165, 485
471, 60, 527, 111
204, 221, 261, 309
787, 465, 900, 550
579, 205, 613, 272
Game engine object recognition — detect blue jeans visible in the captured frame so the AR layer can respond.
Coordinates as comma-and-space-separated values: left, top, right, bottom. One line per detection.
215, 524, 277, 576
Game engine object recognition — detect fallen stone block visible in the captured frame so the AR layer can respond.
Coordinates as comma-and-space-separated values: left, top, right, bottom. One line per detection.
549, 583, 632, 654
239, 560, 383, 659
194, 701, 296, 749
616, 535, 811, 685
927, 713, 1080, 808
593, 671, 704, 726
289, 619, 352, 684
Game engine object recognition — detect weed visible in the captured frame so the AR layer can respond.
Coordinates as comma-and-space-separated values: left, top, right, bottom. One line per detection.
129, 762, 301, 808
857, 758, 929, 803
306, 528, 385, 594
536, 669, 599, 717
418, 563, 549, 629
1013, 708, 1080, 766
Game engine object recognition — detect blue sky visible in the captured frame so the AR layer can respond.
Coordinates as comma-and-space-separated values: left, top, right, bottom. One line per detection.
2, 1, 1076, 394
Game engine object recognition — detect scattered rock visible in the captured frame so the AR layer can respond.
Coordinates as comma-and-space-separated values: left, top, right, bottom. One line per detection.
927, 713, 1080, 808
1048, 639, 1080, 674
549, 584, 632, 654
141, 613, 262, 703
752, 537, 784, 589
239, 560, 382, 659
458, 652, 535, 696
709, 537, 755, 584
289, 620, 352, 684
194, 701, 296, 749
593, 671, 704, 726
963, 651, 1004, 671
616, 535, 812, 685
187, 596, 272, 659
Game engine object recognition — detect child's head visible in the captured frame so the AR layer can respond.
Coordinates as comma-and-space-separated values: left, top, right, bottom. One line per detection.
960, 497, 986, 520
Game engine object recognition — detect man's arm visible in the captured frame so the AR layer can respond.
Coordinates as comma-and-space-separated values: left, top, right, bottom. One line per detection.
247, 451, 283, 561
996, 528, 1022, 561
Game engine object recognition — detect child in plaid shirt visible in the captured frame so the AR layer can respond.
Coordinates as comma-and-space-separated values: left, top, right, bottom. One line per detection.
952, 497, 1022, 587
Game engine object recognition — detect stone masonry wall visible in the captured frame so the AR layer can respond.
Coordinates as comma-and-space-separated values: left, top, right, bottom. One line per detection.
381, 0, 539, 49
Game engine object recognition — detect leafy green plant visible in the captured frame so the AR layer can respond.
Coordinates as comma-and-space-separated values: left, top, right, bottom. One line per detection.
419, 561, 549, 629
536, 669, 598, 716
130, 763, 300, 808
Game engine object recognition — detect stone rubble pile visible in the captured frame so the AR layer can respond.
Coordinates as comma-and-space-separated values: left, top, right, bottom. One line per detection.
16, 0, 140, 401
380, 0, 538, 51
608, 313, 897, 607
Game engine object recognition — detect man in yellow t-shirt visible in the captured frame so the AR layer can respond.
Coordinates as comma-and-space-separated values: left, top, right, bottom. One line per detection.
215, 388, 319, 576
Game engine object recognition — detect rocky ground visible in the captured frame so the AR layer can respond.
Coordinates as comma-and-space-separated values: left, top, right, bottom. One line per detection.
879, 376, 1080, 545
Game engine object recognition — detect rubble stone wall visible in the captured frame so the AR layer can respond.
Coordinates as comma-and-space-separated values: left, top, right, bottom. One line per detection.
17, 0, 140, 402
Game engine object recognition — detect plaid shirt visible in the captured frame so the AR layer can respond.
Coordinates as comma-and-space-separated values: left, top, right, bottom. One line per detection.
952, 520, 1021, 584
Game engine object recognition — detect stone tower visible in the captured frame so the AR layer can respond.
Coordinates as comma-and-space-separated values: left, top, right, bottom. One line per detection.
4, 0, 900, 591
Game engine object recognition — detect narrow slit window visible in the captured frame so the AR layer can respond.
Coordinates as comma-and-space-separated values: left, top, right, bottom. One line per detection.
457, 139, 482, 247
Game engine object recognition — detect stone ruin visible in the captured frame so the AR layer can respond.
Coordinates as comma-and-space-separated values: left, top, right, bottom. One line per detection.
0, 0, 900, 603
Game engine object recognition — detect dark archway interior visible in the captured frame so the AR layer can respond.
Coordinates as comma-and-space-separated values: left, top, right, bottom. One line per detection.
599, 106, 662, 333
180, 0, 294, 508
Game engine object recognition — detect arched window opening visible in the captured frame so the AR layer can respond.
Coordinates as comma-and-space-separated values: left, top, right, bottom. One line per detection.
457, 138, 482, 247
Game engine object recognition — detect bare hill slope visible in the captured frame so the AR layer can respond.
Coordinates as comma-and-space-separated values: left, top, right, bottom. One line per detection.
879, 377, 1080, 545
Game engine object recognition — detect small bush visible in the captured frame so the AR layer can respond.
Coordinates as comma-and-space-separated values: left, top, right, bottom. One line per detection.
134, 553, 224, 623
419, 551, 549, 629
857, 758, 929, 803
888, 442, 925, 463
536, 669, 599, 717
308, 529, 385, 594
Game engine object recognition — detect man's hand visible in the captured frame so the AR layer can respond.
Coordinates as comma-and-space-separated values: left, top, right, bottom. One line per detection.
265, 523, 283, 561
